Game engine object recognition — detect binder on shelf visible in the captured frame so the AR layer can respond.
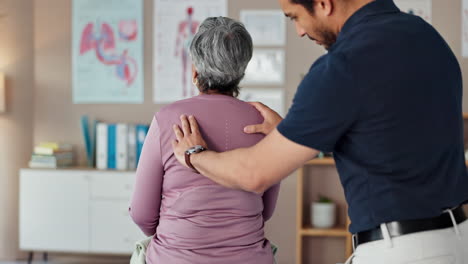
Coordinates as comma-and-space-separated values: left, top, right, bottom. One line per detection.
128, 124, 137, 170
96, 123, 108, 170
116, 123, 129, 170
91, 119, 98, 167
107, 124, 117, 169
80, 115, 93, 167
136, 124, 149, 166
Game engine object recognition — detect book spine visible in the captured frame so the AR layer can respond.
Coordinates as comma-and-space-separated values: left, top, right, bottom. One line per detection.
107, 124, 117, 169
136, 124, 149, 166
91, 119, 99, 168
116, 123, 129, 170
96, 123, 108, 170
34, 147, 54, 155
127, 124, 137, 170
80, 115, 92, 167
28, 161, 57, 169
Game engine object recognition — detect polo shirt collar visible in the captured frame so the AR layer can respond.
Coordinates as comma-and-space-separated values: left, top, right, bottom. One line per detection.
335, 0, 400, 43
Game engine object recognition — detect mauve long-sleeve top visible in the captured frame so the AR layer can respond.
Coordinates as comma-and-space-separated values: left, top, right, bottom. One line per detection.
129, 94, 280, 264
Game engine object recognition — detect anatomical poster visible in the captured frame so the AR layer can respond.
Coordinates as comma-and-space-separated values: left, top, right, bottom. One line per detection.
240, 10, 286, 46
241, 49, 285, 86
238, 88, 285, 117
463, 0, 468, 57
72, 0, 144, 103
394, 0, 432, 23
153, 0, 227, 103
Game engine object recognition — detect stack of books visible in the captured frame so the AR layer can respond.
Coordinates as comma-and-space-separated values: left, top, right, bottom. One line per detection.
28, 142, 74, 168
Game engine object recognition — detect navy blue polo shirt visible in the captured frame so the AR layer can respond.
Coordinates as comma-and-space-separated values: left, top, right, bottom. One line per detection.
278, 0, 468, 233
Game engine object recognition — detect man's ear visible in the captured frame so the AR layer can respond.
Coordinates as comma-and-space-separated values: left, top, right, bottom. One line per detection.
316, 0, 334, 17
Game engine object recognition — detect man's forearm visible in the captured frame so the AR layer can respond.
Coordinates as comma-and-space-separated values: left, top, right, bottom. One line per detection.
172, 115, 311, 194
191, 148, 259, 192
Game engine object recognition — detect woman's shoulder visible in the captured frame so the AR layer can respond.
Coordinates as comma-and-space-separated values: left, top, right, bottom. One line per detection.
155, 97, 197, 120
155, 95, 262, 125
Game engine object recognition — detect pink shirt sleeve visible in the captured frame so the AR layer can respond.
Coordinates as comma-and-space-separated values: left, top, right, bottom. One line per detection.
262, 183, 280, 222
129, 116, 163, 236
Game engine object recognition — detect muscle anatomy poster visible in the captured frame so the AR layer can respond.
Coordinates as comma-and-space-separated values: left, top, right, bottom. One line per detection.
394, 0, 432, 23
241, 49, 285, 85
72, 0, 144, 103
239, 88, 285, 117
240, 10, 286, 46
153, 0, 227, 103
463, 0, 468, 57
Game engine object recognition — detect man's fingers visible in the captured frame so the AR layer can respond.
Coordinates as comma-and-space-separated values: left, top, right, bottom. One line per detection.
188, 115, 200, 134
247, 101, 272, 115
244, 124, 264, 134
247, 101, 266, 111
173, 124, 183, 141
180, 115, 191, 135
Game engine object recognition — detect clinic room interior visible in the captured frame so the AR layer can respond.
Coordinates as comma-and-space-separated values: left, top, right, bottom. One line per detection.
1, 0, 468, 264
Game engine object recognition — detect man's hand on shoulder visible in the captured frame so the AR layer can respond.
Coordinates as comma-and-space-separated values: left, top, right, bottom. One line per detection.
172, 115, 208, 168
244, 102, 283, 135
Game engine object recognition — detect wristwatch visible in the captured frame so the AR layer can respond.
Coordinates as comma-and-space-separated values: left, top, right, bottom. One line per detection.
184, 145, 206, 173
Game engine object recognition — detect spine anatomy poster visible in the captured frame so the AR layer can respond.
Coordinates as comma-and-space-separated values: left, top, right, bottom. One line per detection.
153, 0, 227, 103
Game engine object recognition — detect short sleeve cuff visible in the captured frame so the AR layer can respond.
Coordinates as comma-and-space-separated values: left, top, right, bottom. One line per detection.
277, 121, 334, 153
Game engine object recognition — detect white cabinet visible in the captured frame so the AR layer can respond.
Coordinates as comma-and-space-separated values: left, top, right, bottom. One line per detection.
19, 168, 145, 255
19, 170, 90, 252
90, 200, 142, 253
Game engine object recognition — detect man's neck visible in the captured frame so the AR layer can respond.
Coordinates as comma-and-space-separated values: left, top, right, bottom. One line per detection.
334, 0, 376, 35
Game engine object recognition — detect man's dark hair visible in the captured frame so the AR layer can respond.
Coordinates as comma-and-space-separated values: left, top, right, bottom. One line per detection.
290, 0, 316, 14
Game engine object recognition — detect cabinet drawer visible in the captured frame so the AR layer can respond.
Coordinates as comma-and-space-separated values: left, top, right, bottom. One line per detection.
19, 169, 90, 252
89, 171, 135, 200
90, 200, 145, 254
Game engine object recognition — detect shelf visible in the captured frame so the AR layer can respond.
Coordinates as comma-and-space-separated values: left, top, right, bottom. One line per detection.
306, 158, 335, 165
300, 226, 349, 237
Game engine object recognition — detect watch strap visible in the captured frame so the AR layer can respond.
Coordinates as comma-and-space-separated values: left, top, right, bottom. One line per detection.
185, 151, 199, 173
184, 145, 206, 173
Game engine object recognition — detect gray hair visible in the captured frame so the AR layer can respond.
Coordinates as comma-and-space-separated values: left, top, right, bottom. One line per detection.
190, 17, 253, 97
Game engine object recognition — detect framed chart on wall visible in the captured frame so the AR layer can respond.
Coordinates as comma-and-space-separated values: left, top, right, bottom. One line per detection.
153, 0, 227, 103
240, 10, 286, 46
241, 49, 285, 86
394, 0, 432, 24
238, 88, 286, 117
72, 0, 144, 104
463, 0, 468, 57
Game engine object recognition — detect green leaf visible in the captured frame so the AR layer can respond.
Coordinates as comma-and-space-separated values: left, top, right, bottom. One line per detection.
318, 195, 333, 203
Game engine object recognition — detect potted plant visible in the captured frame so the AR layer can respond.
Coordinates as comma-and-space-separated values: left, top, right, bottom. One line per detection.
311, 195, 336, 228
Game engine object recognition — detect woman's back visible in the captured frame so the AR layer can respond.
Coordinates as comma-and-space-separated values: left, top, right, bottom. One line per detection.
131, 94, 277, 264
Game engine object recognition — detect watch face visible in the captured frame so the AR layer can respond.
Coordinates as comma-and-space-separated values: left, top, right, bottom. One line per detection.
186, 145, 206, 154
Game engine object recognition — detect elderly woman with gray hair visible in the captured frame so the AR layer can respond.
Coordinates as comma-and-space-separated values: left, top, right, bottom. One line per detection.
129, 17, 280, 264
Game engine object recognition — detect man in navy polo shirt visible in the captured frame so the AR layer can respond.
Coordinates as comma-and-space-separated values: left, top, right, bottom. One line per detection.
172, 0, 468, 263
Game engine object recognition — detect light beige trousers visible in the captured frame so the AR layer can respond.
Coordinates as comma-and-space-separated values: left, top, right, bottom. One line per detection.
346, 212, 468, 264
